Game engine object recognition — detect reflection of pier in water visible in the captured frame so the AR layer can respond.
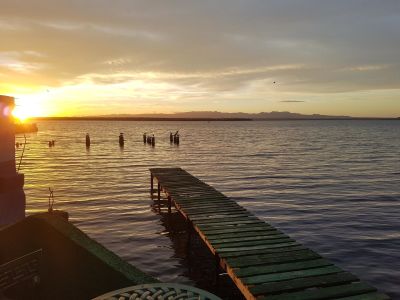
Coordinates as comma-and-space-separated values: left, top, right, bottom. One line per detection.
151, 194, 245, 300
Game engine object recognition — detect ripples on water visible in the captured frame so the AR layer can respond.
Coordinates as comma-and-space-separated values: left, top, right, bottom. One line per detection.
16, 120, 400, 298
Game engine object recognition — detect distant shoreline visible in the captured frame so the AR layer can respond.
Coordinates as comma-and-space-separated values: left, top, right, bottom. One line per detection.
32, 117, 253, 121
32, 117, 399, 121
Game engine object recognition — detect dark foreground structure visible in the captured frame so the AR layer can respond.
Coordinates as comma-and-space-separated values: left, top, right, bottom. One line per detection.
150, 168, 390, 300
0, 213, 157, 300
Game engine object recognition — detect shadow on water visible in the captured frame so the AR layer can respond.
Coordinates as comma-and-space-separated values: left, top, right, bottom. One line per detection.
150, 197, 245, 300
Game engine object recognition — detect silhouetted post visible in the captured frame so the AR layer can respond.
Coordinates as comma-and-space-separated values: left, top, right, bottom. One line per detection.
157, 183, 161, 201
150, 174, 154, 195
167, 196, 172, 214
186, 219, 192, 260
119, 133, 124, 147
151, 135, 155, 147
175, 134, 180, 145
0, 95, 25, 226
86, 133, 90, 147
143, 133, 146, 144
170, 132, 173, 143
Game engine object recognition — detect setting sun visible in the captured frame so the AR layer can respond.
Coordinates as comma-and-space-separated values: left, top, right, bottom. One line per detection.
12, 96, 47, 121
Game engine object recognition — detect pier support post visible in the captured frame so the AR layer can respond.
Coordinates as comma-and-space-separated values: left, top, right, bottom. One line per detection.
150, 174, 154, 195
186, 220, 192, 259
214, 255, 220, 288
157, 183, 161, 201
167, 196, 172, 214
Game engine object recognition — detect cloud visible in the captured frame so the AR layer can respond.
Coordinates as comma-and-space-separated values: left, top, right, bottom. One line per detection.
0, 0, 399, 105
280, 100, 305, 103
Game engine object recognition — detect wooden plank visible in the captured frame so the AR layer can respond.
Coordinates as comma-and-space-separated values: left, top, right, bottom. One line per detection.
335, 292, 390, 300
257, 282, 376, 300
235, 258, 332, 278
201, 225, 275, 235
213, 237, 293, 249
178, 205, 241, 213
169, 189, 221, 195
206, 229, 282, 240
178, 202, 240, 210
241, 265, 343, 285
216, 241, 299, 253
183, 207, 247, 216
176, 196, 232, 203
196, 219, 263, 231
176, 200, 232, 207
208, 232, 288, 244
198, 219, 266, 227
176, 198, 235, 205
196, 219, 262, 228
249, 272, 358, 296
175, 195, 229, 201
226, 249, 320, 268
194, 217, 260, 227
189, 212, 252, 221
220, 245, 306, 258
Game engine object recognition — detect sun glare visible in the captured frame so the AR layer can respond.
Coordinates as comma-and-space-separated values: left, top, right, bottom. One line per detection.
12, 97, 46, 122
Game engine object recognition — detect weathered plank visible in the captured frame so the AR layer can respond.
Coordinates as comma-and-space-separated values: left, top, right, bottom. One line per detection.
220, 245, 306, 258
216, 241, 300, 253
206, 229, 282, 240
190, 212, 252, 221
241, 265, 343, 285
257, 282, 376, 300
249, 272, 358, 296
194, 216, 260, 226
201, 225, 277, 235
213, 237, 294, 249
208, 232, 289, 244
235, 258, 332, 278
226, 249, 320, 268
335, 292, 390, 300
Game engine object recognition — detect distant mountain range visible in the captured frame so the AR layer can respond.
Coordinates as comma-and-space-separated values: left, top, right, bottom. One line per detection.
102, 111, 352, 120
34, 111, 398, 121
93, 111, 354, 120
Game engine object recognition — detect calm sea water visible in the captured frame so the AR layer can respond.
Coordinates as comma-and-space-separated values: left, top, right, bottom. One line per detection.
16, 120, 399, 298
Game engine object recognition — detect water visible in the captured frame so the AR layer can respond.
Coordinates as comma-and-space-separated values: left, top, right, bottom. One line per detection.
16, 120, 400, 298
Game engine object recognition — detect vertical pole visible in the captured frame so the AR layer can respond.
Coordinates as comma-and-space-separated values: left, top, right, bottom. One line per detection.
150, 174, 154, 195
168, 196, 172, 214
186, 219, 192, 273
157, 183, 161, 201
215, 255, 220, 289
186, 220, 191, 257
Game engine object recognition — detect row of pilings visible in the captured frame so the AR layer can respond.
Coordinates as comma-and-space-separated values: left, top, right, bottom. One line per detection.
170, 132, 180, 145
80, 132, 182, 148
143, 133, 155, 146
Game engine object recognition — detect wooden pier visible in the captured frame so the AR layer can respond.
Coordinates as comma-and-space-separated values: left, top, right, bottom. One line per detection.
150, 168, 390, 300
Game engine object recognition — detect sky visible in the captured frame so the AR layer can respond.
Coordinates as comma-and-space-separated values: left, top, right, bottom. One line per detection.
1, 0, 399, 118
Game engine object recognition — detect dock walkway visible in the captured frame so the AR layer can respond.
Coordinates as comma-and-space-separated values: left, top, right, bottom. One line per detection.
149, 168, 390, 300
